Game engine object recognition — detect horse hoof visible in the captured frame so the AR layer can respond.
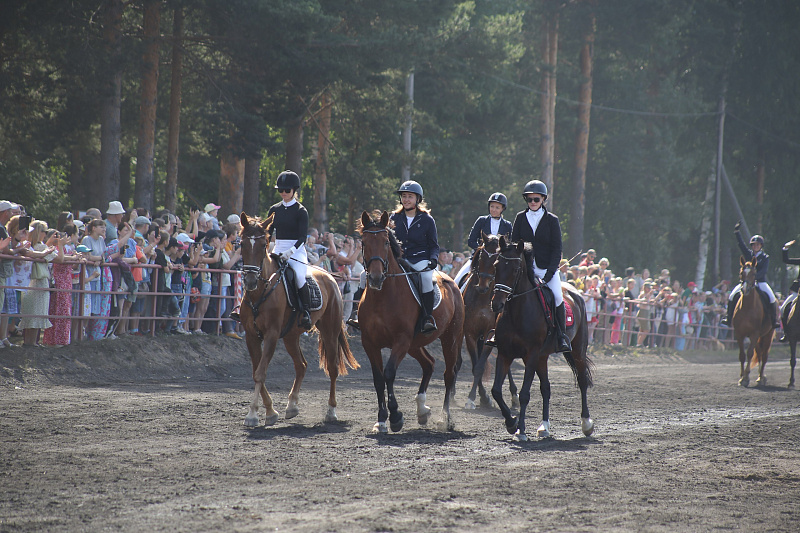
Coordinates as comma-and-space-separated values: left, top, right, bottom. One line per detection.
505, 417, 518, 435
325, 406, 338, 423
511, 394, 520, 411
788, 382, 796, 390
417, 412, 430, 426
464, 399, 477, 410
581, 417, 595, 436
738, 378, 749, 387
244, 415, 259, 427
373, 421, 388, 434
756, 377, 766, 387
480, 396, 495, 409
514, 430, 528, 442
390, 414, 404, 433
285, 405, 300, 420
264, 412, 279, 426
537, 421, 551, 438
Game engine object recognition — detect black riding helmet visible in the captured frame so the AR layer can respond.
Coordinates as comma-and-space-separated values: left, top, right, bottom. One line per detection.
750, 235, 765, 245
275, 170, 301, 190
396, 180, 424, 205
522, 180, 548, 200
487, 192, 507, 211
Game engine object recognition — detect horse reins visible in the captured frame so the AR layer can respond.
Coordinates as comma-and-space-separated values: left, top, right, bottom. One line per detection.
361, 227, 428, 278
493, 254, 540, 301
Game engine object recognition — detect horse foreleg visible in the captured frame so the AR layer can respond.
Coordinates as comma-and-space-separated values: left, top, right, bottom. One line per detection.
514, 354, 539, 442
491, 352, 516, 435
464, 334, 481, 409
737, 338, 750, 387
408, 347, 434, 425
536, 360, 551, 438
789, 341, 797, 389
245, 334, 279, 427
755, 334, 773, 387
507, 366, 520, 410
439, 334, 460, 432
283, 334, 308, 420
383, 348, 408, 432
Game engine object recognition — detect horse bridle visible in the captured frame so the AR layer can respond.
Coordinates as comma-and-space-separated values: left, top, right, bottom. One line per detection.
362, 228, 390, 276
476, 247, 498, 282
492, 252, 540, 301
241, 233, 270, 285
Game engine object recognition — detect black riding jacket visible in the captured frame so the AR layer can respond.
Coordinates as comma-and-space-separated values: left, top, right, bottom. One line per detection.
467, 215, 512, 251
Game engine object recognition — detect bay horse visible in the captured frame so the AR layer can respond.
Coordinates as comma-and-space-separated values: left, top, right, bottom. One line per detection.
490, 237, 594, 441
783, 296, 799, 389
733, 256, 774, 387
462, 233, 519, 410
356, 211, 464, 433
238, 213, 359, 427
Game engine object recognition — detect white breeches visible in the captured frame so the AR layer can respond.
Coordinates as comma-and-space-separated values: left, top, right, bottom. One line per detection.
274, 239, 307, 288
410, 260, 435, 292
730, 281, 775, 303
533, 266, 563, 306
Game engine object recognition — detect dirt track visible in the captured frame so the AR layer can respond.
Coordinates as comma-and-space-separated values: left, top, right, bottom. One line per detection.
2, 334, 799, 532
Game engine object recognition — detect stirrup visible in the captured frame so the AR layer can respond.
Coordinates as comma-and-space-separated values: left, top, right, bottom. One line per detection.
346, 317, 360, 330
421, 317, 437, 334
484, 335, 497, 348
556, 335, 572, 353
299, 311, 312, 329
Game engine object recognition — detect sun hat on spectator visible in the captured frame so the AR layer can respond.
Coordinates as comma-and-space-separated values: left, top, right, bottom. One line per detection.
134, 216, 151, 227
176, 233, 195, 245
106, 201, 125, 215
74, 219, 85, 229
0, 200, 15, 212
227, 214, 241, 224
204, 203, 221, 213
687, 281, 697, 288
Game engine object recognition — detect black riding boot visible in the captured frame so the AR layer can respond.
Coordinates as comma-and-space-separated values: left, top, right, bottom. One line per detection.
298, 284, 313, 329
421, 291, 437, 333
555, 303, 572, 353
346, 287, 364, 330
720, 293, 739, 326
780, 297, 794, 341
771, 300, 781, 329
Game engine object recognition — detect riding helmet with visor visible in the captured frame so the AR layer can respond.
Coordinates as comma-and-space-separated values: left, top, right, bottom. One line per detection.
523, 180, 548, 200
396, 180, 424, 203
750, 235, 764, 245
275, 170, 301, 191
487, 192, 507, 210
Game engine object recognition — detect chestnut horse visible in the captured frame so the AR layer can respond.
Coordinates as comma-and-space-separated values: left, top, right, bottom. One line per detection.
356, 211, 464, 433
490, 237, 594, 441
783, 297, 799, 389
238, 213, 359, 427
462, 233, 518, 410
733, 256, 774, 387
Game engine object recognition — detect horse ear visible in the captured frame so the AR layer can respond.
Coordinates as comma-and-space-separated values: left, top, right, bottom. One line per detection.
380, 211, 389, 228
261, 213, 274, 232
498, 235, 506, 250
516, 240, 525, 253
241, 212, 250, 229
740, 256, 746, 266
480, 230, 488, 245
361, 211, 371, 229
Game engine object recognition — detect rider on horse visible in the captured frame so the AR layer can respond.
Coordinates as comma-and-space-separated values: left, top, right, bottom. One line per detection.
486, 180, 572, 353
779, 239, 800, 341
720, 222, 780, 329
453, 192, 513, 287
266, 170, 312, 329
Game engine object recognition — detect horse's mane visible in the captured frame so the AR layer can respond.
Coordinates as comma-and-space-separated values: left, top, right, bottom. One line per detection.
359, 214, 404, 259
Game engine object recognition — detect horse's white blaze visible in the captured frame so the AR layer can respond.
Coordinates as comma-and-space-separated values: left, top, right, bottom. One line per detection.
373, 421, 388, 433
537, 420, 551, 438
325, 405, 338, 422
249, 237, 256, 248
581, 417, 595, 436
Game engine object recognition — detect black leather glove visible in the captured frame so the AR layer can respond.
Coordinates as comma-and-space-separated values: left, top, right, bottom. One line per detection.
734, 221, 741, 232
543, 272, 554, 283
428, 260, 438, 271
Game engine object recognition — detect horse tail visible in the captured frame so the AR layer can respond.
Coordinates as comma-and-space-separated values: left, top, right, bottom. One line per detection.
563, 289, 594, 388
318, 328, 360, 377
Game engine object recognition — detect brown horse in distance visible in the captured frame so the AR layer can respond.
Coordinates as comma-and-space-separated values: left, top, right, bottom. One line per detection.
238, 213, 359, 427
356, 211, 464, 433
783, 297, 799, 389
462, 233, 518, 410
732, 256, 774, 387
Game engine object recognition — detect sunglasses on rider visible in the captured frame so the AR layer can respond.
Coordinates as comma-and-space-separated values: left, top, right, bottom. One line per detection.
525, 196, 543, 204
277, 188, 292, 194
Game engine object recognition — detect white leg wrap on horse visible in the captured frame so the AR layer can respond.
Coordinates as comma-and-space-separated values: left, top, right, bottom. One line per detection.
464, 398, 476, 410
373, 421, 388, 433
416, 393, 431, 425
325, 405, 338, 422
581, 417, 595, 436
537, 420, 551, 438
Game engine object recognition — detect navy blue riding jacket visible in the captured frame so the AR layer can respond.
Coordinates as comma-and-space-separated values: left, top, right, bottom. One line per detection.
736, 231, 769, 283
390, 210, 440, 263
466, 215, 512, 250
510, 206, 562, 280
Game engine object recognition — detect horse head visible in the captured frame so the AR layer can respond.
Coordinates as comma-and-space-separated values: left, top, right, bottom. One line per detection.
240, 212, 274, 291
491, 235, 525, 314
474, 231, 500, 294
739, 255, 757, 296
359, 210, 398, 290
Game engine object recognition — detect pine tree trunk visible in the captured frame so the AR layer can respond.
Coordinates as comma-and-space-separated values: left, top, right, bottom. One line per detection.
313, 91, 331, 232
567, 10, 594, 257
134, 0, 162, 213
243, 155, 262, 217
755, 139, 765, 234
99, 0, 124, 207
164, 6, 183, 214
695, 160, 717, 288
540, 9, 558, 205
219, 149, 244, 219
285, 116, 304, 175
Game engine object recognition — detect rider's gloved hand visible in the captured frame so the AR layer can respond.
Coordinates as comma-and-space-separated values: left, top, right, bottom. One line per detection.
280, 246, 297, 262
734, 221, 741, 232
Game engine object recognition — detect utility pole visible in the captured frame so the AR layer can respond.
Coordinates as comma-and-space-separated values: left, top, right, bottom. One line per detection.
402, 70, 414, 181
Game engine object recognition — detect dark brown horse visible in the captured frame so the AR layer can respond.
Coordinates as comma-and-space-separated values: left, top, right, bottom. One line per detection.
462, 233, 518, 410
783, 296, 799, 389
490, 237, 594, 441
733, 257, 774, 387
238, 213, 359, 427
356, 211, 464, 433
